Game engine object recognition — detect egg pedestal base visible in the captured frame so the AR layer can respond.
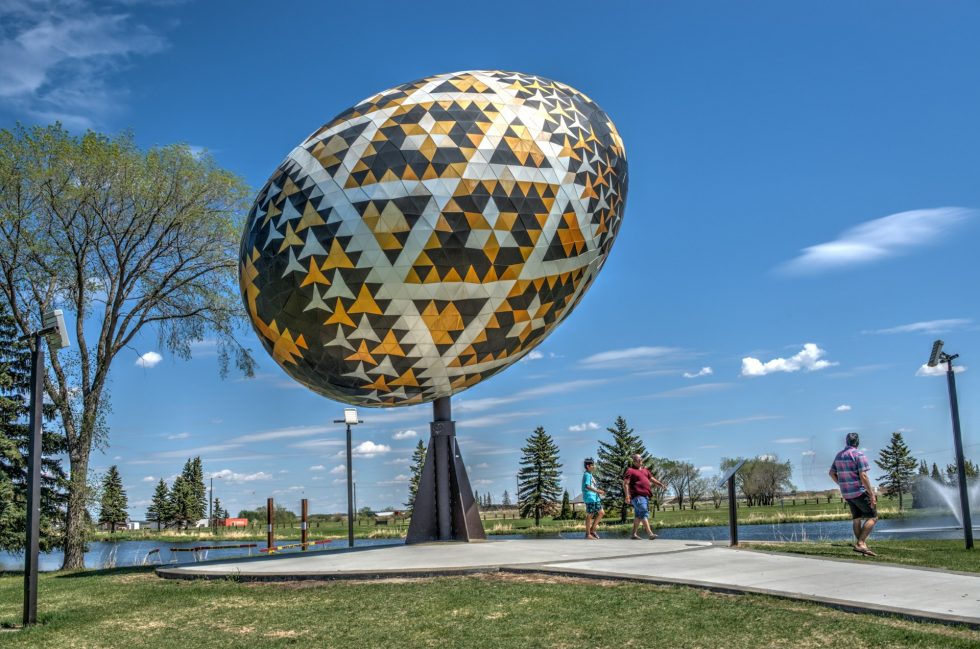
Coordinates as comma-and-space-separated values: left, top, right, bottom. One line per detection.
405, 397, 486, 543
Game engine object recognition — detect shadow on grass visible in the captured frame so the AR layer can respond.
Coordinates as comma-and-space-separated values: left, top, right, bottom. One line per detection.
53, 565, 158, 579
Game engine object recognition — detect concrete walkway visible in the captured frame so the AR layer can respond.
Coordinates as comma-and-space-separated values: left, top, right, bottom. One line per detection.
157, 539, 980, 627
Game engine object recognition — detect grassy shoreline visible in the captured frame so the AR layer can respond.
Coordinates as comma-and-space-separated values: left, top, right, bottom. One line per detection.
89, 499, 926, 543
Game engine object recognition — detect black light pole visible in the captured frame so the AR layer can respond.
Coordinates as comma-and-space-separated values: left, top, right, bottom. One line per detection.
928, 340, 973, 550
17, 310, 69, 626
333, 408, 362, 548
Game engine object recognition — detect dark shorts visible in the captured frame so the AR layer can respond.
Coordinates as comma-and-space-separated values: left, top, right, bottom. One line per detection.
846, 493, 877, 520
585, 501, 603, 515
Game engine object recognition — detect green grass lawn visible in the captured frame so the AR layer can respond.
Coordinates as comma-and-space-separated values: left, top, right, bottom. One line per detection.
0, 569, 977, 648
745, 539, 980, 573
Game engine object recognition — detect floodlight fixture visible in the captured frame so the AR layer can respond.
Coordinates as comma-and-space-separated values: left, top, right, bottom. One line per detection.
344, 408, 359, 425
41, 309, 70, 349
928, 340, 945, 367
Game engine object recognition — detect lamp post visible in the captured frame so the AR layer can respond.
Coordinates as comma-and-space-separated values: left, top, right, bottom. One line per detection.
17, 309, 70, 626
333, 408, 362, 548
928, 340, 973, 549
209, 475, 223, 533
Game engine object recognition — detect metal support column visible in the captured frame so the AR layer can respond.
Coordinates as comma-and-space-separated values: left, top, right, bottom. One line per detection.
405, 397, 486, 543
946, 357, 974, 549
23, 335, 43, 626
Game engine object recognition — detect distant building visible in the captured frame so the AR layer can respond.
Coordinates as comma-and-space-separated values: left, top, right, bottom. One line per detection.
222, 518, 248, 527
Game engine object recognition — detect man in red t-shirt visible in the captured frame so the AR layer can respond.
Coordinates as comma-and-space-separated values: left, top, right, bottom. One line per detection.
623, 454, 665, 540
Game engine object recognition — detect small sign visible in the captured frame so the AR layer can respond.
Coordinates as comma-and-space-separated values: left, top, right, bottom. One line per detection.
717, 459, 747, 489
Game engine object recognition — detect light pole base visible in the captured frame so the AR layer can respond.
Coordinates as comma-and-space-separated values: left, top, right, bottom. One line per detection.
406, 399, 485, 543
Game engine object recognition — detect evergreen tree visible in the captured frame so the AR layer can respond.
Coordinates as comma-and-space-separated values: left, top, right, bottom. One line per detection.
595, 416, 650, 522
97, 465, 128, 532
168, 475, 197, 529
0, 300, 67, 551
146, 479, 171, 530
945, 459, 979, 486
911, 459, 932, 510
517, 426, 562, 525
931, 463, 942, 482
185, 457, 207, 520
485, 492, 493, 508
875, 432, 918, 511
406, 439, 426, 510
557, 490, 572, 520
212, 497, 226, 521
502, 490, 512, 507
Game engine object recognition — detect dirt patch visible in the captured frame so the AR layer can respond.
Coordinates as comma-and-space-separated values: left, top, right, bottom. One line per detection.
482, 571, 624, 588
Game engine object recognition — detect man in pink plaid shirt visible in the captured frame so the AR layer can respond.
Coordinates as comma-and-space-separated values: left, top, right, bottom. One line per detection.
829, 432, 878, 556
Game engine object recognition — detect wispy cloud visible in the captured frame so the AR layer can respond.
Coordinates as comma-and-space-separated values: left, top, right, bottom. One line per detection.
166, 432, 190, 440
235, 425, 333, 444
703, 414, 781, 428
141, 476, 155, 482
779, 208, 975, 274
135, 351, 162, 368
0, 1, 170, 128
309, 465, 325, 471
916, 363, 966, 377
568, 421, 599, 432
392, 429, 417, 440
683, 367, 713, 379
835, 404, 852, 412
648, 383, 733, 399
741, 344, 836, 377
773, 437, 809, 444
864, 319, 972, 335
580, 346, 678, 369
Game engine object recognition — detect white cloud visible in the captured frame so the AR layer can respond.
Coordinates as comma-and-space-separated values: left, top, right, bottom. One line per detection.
141, 476, 155, 482
208, 469, 272, 483
135, 351, 162, 368
235, 425, 335, 444
741, 343, 837, 377
166, 432, 190, 440
0, 3, 169, 128
916, 363, 966, 377
698, 466, 715, 473
835, 404, 852, 412
757, 454, 777, 462
780, 208, 975, 274
330, 465, 346, 475
309, 465, 325, 471
864, 319, 972, 335
801, 450, 816, 457
521, 350, 544, 362
393, 429, 417, 440
580, 346, 678, 369
568, 421, 600, 432
774, 437, 808, 444
384, 458, 410, 465
345, 441, 390, 458
683, 367, 713, 379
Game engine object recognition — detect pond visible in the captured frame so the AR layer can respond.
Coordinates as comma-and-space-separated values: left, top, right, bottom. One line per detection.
1, 515, 973, 571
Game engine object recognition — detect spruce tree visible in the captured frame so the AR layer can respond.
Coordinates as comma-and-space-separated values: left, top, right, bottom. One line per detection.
406, 439, 426, 510
169, 475, 196, 529
502, 490, 512, 507
875, 432, 918, 511
931, 463, 942, 482
0, 300, 67, 551
595, 416, 650, 522
213, 497, 225, 522
186, 457, 207, 520
517, 426, 562, 526
98, 465, 128, 532
146, 478, 171, 530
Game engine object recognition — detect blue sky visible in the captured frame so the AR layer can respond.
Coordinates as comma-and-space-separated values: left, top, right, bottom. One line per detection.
2, 1, 978, 518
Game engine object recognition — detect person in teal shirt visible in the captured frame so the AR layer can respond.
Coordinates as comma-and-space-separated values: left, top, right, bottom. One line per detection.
582, 458, 605, 539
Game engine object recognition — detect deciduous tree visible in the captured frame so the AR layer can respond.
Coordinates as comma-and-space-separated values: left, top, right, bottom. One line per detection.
0, 124, 255, 567
406, 439, 426, 510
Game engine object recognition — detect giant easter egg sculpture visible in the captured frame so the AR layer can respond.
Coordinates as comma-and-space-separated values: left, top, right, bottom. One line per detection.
240, 70, 627, 407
